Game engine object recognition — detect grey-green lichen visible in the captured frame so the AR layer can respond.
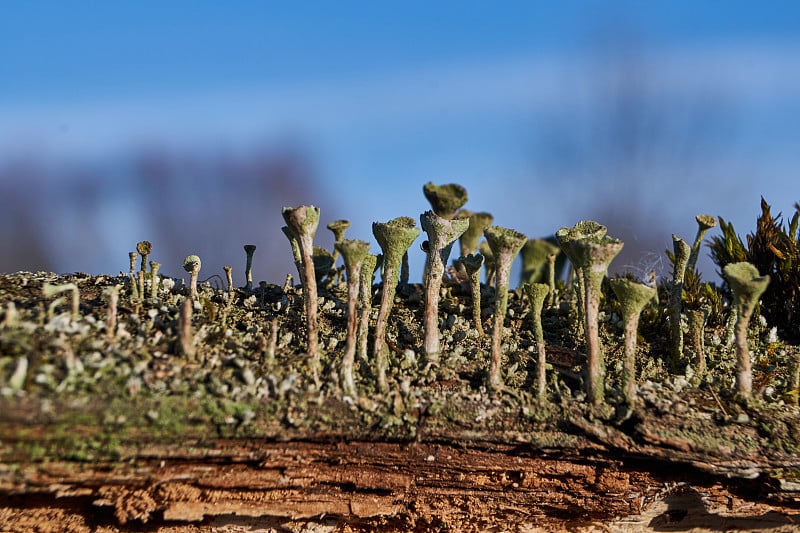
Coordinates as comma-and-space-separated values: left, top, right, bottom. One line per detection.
327, 219, 351, 267
669, 235, 691, 371
136, 241, 152, 272
724, 261, 770, 399
422, 181, 468, 220
2, 188, 799, 473
520, 238, 560, 286
421, 211, 469, 364
460, 253, 485, 337
523, 282, 549, 399
372, 217, 420, 389
243, 245, 257, 291
484, 225, 527, 391
459, 211, 494, 257
556, 221, 623, 405
687, 214, 717, 274
183, 255, 202, 300
282, 205, 321, 368
335, 238, 371, 397
609, 277, 656, 406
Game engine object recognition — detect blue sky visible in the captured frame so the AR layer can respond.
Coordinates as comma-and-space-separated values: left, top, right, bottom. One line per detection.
1, 1, 799, 279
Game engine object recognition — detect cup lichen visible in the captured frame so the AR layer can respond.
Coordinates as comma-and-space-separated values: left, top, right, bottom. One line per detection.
484, 225, 527, 391
609, 277, 656, 406
669, 235, 691, 370
335, 238, 371, 397
243, 245, 257, 291
723, 261, 770, 399
282, 205, 322, 366
136, 241, 153, 273
420, 210, 469, 364
461, 253, 485, 337
556, 221, 623, 405
459, 211, 494, 257
523, 282, 550, 399
327, 219, 351, 266
372, 217, 420, 387
183, 255, 202, 300
358, 253, 380, 364
687, 214, 717, 274
520, 238, 560, 286
149, 261, 161, 301
422, 181, 468, 220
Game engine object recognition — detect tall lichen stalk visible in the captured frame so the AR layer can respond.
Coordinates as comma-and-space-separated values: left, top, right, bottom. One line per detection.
484, 225, 526, 391
358, 253, 379, 364
335, 239, 370, 397
609, 278, 656, 406
669, 235, 691, 371
420, 211, 469, 364
723, 262, 770, 399
523, 282, 550, 399
461, 253, 485, 337
557, 221, 623, 405
282, 205, 321, 367
372, 217, 419, 389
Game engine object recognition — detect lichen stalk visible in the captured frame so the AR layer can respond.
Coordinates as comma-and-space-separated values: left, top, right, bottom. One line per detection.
372, 217, 420, 380
520, 238, 560, 286
327, 219, 350, 267
358, 253, 379, 365
687, 308, 707, 385
183, 255, 202, 300
128, 252, 139, 301
459, 211, 493, 257
267, 317, 279, 362
609, 278, 656, 406
149, 261, 161, 301
282, 205, 321, 365
462, 253, 485, 337
243, 245, 256, 291
484, 225, 527, 390
547, 253, 557, 307
723, 262, 770, 399
42, 283, 80, 319
223, 266, 233, 301
136, 241, 152, 273
336, 239, 370, 397
137, 269, 146, 304
669, 235, 691, 371
523, 283, 550, 399
104, 285, 120, 340
179, 297, 195, 360
556, 221, 622, 405
421, 211, 470, 364
686, 214, 717, 274
400, 251, 410, 289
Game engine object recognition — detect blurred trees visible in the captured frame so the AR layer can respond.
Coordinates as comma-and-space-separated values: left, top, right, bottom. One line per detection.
0, 144, 327, 284
533, 32, 734, 279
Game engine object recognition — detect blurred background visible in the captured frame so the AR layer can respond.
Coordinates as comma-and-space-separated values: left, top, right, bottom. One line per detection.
1, 1, 799, 285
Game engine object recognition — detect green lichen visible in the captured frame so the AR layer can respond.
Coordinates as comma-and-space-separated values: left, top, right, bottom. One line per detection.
484, 225, 527, 391
421, 211, 469, 364
556, 221, 623, 405
422, 182, 468, 220
523, 282, 549, 399
609, 278, 656, 405
724, 261, 770, 399
372, 217, 420, 388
